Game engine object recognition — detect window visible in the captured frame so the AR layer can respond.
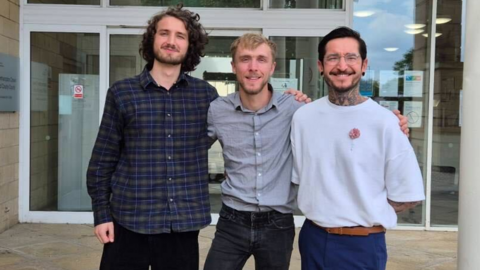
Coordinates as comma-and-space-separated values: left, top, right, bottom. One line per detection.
269, 0, 342, 9
353, 0, 434, 225
30, 33, 100, 211
110, 0, 261, 8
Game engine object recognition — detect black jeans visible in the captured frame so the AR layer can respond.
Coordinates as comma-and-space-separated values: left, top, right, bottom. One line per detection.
204, 204, 295, 270
100, 221, 199, 270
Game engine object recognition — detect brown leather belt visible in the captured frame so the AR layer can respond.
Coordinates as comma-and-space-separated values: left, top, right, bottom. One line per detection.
312, 222, 386, 236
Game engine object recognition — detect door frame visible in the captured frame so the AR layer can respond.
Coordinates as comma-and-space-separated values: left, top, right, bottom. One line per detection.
19, 24, 107, 224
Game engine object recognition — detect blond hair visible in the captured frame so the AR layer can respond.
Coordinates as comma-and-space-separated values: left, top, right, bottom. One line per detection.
230, 33, 277, 61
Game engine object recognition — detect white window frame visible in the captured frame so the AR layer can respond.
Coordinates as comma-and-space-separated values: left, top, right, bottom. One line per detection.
19, 24, 107, 224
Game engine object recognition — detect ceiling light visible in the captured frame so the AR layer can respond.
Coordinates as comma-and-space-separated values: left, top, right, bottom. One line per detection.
422, 33, 442, 37
353, 11, 375, 17
384, 47, 399, 52
404, 29, 425, 35
436, 17, 451, 24
405, 24, 426, 29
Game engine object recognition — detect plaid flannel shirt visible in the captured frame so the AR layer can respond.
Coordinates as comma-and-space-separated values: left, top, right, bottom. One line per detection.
87, 67, 218, 234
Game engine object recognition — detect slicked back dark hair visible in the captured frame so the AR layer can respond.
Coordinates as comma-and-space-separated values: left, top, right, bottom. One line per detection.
139, 4, 208, 72
317, 26, 367, 63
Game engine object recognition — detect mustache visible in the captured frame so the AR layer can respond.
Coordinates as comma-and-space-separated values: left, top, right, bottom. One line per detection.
161, 44, 179, 52
329, 71, 355, 75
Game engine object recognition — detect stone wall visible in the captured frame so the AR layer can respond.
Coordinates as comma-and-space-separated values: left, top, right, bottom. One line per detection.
0, 0, 20, 233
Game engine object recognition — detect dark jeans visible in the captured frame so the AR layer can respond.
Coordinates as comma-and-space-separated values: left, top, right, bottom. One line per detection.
204, 204, 295, 270
299, 219, 387, 270
100, 221, 199, 270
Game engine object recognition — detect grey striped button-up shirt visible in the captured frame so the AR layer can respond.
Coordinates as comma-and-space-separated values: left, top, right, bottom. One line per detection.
207, 87, 303, 213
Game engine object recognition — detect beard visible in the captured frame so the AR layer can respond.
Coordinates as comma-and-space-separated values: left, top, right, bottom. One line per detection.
154, 45, 186, 66
155, 54, 184, 65
323, 71, 362, 94
238, 78, 269, 96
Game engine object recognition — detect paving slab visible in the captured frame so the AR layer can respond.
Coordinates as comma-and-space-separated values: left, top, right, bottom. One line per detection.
0, 224, 457, 270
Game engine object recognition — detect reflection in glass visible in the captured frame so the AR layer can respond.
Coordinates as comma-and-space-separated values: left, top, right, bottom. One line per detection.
30, 33, 100, 211
430, 0, 464, 226
269, 0, 342, 9
110, 0, 260, 7
110, 35, 146, 87
353, 0, 434, 225
270, 37, 323, 101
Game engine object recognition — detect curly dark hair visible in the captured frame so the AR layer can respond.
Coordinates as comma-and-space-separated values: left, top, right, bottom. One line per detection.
139, 4, 208, 72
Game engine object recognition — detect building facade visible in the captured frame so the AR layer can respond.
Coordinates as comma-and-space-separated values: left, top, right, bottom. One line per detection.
0, 0, 469, 234
0, 0, 20, 233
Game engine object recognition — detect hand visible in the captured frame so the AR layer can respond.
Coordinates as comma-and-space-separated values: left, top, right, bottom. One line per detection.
284, 89, 312, 103
393, 109, 409, 137
94, 222, 114, 244
388, 199, 420, 213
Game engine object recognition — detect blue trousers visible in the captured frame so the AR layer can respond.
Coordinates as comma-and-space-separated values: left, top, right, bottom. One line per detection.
299, 219, 387, 270
204, 204, 295, 270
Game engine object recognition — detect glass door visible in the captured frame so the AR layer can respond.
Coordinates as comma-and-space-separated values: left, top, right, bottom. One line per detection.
20, 25, 106, 223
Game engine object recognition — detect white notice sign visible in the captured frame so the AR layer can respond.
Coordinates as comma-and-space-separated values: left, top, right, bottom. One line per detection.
73, 84, 84, 99
404, 101, 423, 128
404, 71, 423, 97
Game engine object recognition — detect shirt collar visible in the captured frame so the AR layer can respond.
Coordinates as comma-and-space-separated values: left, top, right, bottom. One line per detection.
139, 65, 189, 91
233, 84, 279, 113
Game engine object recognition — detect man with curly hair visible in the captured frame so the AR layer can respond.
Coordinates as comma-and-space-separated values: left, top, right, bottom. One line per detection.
86, 5, 218, 270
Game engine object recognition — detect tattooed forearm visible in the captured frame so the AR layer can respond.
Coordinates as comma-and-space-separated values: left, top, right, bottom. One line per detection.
388, 199, 421, 213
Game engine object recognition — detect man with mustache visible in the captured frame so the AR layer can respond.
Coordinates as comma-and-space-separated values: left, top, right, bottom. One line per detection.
204, 33, 410, 270
86, 5, 217, 270
291, 27, 425, 270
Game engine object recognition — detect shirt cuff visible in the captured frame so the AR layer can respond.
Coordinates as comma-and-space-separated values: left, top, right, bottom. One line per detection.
93, 208, 113, 226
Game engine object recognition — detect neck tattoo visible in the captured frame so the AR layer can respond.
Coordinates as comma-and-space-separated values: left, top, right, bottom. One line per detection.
328, 88, 366, 106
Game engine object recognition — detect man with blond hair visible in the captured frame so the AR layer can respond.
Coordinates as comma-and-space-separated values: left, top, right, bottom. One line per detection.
203, 33, 303, 270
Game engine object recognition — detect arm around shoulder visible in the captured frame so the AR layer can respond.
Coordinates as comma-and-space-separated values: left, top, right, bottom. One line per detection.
207, 105, 218, 147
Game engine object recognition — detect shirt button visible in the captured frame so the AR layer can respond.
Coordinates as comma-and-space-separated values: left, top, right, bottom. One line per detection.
168, 156, 172, 160
167, 113, 171, 117
257, 153, 261, 156
168, 134, 171, 138
258, 173, 262, 176
255, 132, 259, 136
258, 193, 261, 197
169, 178, 172, 181
170, 198, 173, 202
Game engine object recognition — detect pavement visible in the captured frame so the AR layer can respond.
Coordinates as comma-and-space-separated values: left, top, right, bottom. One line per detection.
0, 224, 457, 270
